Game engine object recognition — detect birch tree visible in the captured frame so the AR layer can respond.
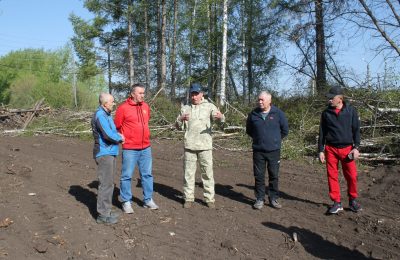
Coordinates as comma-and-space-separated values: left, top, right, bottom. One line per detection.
170, 0, 178, 98
143, 1, 151, 89
220, 0, 228, 105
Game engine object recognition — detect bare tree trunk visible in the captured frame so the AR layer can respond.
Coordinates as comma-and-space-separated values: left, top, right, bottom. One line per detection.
160, 0, 167, 92
246, 0, 254, 103
220, 0, 228, 106
156, 0, 161, 90
72, 57, 77, 106
207, 2, 212, 96
170, 0, 178, 99
107, 44, 112, 94
212, 1, 218, 99
211, 2, 218, 100
241, 0, 246, 103
315, 0, 327, 93
128, 19, 135, 86
189, 0, 197, 85
227, 63, 239, 100
144, 1, 150, 90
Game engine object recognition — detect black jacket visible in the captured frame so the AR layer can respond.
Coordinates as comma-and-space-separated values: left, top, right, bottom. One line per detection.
246, 106, 289, 152
318, 101, 360, 153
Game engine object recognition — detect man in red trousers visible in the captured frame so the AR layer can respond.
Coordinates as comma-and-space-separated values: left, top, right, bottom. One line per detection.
318, 85, 362, 214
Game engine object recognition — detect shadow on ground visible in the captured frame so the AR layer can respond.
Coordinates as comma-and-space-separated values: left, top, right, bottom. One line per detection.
263, 222, 369, 259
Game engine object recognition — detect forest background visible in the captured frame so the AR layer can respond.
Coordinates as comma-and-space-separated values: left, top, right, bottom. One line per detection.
0, 0, 399, 161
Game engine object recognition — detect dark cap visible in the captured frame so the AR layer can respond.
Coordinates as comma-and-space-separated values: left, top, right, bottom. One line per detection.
189, 83, 203, 93
326, 86, 344, 98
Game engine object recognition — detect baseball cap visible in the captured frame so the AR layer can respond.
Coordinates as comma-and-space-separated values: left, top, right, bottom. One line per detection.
326, 86, 344, 98
189, 83, 202, 93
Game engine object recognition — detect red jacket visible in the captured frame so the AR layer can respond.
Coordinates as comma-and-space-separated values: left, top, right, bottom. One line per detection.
114, 98, 151, 150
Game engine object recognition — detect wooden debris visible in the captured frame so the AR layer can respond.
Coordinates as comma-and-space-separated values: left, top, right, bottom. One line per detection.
0, 218, 13, 228
0, 99, 49, 132
22, 98, 45, 129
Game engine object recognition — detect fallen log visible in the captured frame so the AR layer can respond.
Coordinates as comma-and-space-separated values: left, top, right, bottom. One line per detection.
22, 99, 45, 130
1, 107, 50, 114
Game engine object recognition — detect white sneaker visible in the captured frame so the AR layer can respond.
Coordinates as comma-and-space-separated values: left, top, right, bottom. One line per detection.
122, 201, 134, 214
143, 199, 159, 210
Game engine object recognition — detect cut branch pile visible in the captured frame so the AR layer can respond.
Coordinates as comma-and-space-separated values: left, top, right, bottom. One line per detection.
0, 99, 50, 133
357, 98, 400, 163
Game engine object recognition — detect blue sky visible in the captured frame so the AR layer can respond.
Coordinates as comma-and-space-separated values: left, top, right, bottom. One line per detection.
0, 0, 90, 55
0, 1, 397, 92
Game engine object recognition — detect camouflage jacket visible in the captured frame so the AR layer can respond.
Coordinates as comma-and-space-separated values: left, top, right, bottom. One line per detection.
176, 99, 225, 151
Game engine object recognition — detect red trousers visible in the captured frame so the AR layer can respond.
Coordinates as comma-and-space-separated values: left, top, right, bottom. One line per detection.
325, 145, 358, 202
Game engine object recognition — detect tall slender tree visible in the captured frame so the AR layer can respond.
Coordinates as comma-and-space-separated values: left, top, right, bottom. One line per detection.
220, 0, 228, 105
315, 0, 327, 91
170, 0, 179, 98
158, 0, 167, 92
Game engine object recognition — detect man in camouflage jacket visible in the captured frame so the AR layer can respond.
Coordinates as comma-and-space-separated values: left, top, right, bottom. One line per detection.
176, 83, 225, 209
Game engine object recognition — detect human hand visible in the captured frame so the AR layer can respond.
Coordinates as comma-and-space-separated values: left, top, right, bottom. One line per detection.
119, 133, 125, 144
181, 113, 190, 121
213, 111, 223, 119
349, 148, 360, 160
319, 152, 325, 164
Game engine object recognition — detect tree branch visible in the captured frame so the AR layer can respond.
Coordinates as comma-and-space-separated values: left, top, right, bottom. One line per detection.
386, 0, 400, 26
358, 0, 400, 56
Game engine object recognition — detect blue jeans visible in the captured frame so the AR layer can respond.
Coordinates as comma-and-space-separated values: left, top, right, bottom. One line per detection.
120, 147, 153, 203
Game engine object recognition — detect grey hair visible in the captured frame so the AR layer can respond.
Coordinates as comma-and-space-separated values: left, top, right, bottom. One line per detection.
258, 91, 271, 99
131, 83, 145, 93
99, 92, 111, 105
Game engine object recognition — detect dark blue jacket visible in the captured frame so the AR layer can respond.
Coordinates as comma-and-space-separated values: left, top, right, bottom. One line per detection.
318, 101, 360, 153
91, 106, 123, 158
246, 106, 289, 152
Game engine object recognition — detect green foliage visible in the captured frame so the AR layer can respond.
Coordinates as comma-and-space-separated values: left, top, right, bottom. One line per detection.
69, 14, 102, 79
148, 95, 181, 138
76, 76, 107, 110
6, 74, 38, 107
26, 109, 93, 140
17, 86, 399, 164
0, 48, 103, 109
281, 132, 307, 160
222, 101, 252, 128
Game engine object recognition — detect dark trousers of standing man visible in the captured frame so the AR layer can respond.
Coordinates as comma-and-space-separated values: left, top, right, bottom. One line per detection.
253, 149, 281, 201
95, 155, 117, 217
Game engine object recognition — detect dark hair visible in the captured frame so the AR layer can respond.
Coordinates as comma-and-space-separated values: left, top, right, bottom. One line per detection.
131, 83, 145, 93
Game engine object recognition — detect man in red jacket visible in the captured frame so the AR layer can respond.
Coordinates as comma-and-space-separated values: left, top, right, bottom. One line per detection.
114, 83, 159, 213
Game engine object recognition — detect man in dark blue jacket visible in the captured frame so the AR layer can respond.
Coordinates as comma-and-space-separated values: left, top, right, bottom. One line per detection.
91, 93, 124, 224
318, 86, 362, 214
246, 91, 289, 210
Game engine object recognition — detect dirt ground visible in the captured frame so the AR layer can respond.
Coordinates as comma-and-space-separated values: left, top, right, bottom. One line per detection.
0, 135, 399, 260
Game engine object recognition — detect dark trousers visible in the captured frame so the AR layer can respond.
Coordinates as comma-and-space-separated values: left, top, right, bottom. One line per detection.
253, 149, 281, 201
95, 155, 117, 217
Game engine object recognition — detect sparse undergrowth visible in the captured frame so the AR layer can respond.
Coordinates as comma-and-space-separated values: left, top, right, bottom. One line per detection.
11, 88, 399, 166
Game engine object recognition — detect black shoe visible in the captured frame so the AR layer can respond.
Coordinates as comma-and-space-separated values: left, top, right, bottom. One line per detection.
328, 201, 343, 214
349, 199, 362, 212
96, 214, 118, 224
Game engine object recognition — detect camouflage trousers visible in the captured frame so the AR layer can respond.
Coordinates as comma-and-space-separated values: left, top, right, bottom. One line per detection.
183, 149, 215, 203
